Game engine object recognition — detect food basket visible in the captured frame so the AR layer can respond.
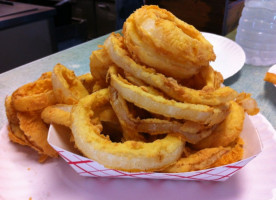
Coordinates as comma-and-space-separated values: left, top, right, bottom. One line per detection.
47, 115, 262, 181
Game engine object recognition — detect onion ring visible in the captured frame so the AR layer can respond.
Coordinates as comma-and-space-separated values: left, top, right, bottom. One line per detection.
192, 65, 223, 90
8, 124, 29, 146
109, 87, 151, 141
71, 88, 184, 172
236, 92, 260, 115
8, 123, 50, 164
124, 71, 145, 86
41, 104, 72, 127
77, 73, 94, 94
51, 63, 89, 104
11, 78, 57, 112
192, 101, 245, 149
90, 47, 113, 83
123, 5, 215, 79
5, 96, 19, 125
41, 103, 118, 128
109, 87, 214, 144
108, 65, 229, 125
104, 33, 238, 106
211, 137, 244, 167
163, 146, 230, 173
8, 121, 53, 163
17, 111, 58, 158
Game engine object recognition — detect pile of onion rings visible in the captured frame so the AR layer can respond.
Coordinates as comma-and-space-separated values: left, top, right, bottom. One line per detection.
82, 5, 259, 172
5, 63, 91, 162
5, 5, 259, 172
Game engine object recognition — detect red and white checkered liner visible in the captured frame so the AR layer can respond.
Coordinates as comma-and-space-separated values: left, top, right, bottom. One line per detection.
48, 115, 262, 182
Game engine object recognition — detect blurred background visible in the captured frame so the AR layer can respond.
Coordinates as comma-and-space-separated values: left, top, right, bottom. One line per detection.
0, 0, 244, 73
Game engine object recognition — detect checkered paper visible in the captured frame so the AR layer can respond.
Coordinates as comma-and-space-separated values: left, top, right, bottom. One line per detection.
48, 115, 262, 182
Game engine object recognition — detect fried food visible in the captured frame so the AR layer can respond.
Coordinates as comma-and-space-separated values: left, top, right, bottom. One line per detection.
8, 124, 29, 146
4, 5, 259, 172
38, 71, 52, 80
52, 63, 89, 104
192, 101, 245, 149
109, 87, 145, 141
17, 111, 58, 158
211, 137, 244, 167
163, 146, 230, 173
41, 104, 72, 127
236, 92, 260, 115
77, 73, 94, 94
5, 96, 19, 125
264, 72, 276, 85
194, 65, 223, 90
94, 105, 119, 124
104, 33, 238, 106
123, 5, 215, 79
108, 65, 229, 125
90, 47, 113, 88
11, 78, 57, 112
8, 123, 45, 154
5, 70, 63, 162
71, 88, 184, 172
109, 87, 214, 144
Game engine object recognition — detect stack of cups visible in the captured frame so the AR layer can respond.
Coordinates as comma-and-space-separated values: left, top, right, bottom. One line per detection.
236, 0, 276, 66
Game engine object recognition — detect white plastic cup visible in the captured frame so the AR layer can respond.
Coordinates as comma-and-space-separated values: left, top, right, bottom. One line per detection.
236, 0, 276, 66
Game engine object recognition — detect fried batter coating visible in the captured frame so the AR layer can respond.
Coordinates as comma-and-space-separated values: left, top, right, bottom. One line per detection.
163, 146, 230, 173
71, 88, 184, 172
77, 73, 95, 94
264, 72, 276, 85
90, 47, 113, 88
123, 5, 215, 79
11, 79, 57, 112
104, 33, 238, 106
41, 104, 72, 127
52, 63, 89, 104
17, 111, 58, 158
211, 137, 244, 167
5, 96, 19, 125
236, 92, 260, 116
192, 101, 245, 149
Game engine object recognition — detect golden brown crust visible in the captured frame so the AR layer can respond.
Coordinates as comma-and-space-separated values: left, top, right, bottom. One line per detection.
123, 5, 215, 79
264, 72, 276, 85
8, 124, 28, 146
192, 101, 245, 149
104, 33, 238, 106
51, 63, 89, 104
211, 137, 244, 167
163, 146, 230, 173
41, 104, 72, 127
77, 73, 95, 94
17, 111, 58, 158
90, 48, 113, 82
11, 79, 57, 112
71, 88, 184, 172
5, 96, 19, 125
